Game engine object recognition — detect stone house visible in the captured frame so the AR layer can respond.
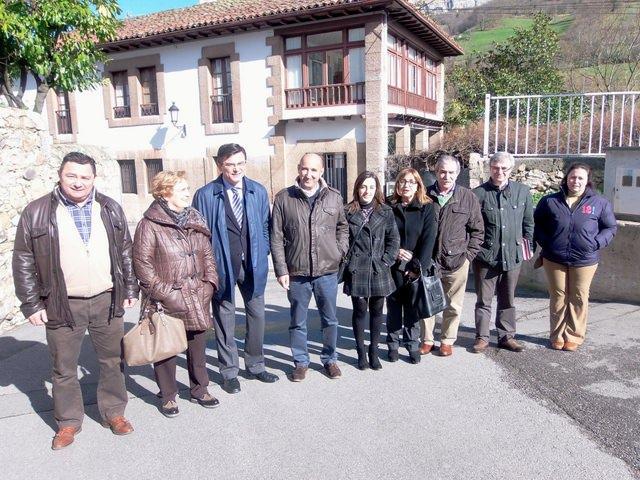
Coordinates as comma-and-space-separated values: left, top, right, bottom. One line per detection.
15, 0, 462, 221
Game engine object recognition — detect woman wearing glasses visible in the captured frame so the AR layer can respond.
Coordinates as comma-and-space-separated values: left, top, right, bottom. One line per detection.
343, 171, 400, 370
386, 168, 437, 364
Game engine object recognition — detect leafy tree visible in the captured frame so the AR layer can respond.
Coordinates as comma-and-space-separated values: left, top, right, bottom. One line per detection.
0, 0, 121, 113
446, 12, 563, 126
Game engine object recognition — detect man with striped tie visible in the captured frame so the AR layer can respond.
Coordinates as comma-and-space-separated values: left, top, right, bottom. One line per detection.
193, 143, 279, 395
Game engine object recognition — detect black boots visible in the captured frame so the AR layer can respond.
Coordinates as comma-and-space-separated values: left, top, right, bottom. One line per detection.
356, 345, 370, 370
368, 344, 382, 370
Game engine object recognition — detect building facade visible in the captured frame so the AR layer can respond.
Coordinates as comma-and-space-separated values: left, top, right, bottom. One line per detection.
16, 0, 462, 221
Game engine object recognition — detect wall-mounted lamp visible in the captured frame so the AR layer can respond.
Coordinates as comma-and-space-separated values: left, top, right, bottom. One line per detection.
168, 102, 187, 137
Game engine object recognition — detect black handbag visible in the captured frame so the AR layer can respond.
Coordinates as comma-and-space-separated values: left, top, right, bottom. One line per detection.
337, 220, 366, 284
407, 266, 448, 318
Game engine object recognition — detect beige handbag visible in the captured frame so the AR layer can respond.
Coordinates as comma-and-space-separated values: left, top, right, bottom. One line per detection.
123, 299, 188, 367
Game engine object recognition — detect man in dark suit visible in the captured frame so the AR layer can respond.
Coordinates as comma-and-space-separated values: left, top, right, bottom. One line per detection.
193, 144, 279, 394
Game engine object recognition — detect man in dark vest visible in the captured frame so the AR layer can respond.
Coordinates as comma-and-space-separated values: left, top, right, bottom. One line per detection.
193, 144, 279, 394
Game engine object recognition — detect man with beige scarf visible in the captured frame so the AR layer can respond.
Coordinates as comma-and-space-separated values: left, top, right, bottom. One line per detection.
12, 152, 139, 450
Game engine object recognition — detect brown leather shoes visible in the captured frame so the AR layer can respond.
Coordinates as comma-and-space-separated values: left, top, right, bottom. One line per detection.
563, 342, 579, 352
419, 342, 433, 355
472, 338, 489, 353
550, 341, 564, 350
439, 344, 453, 356
290, 366, 308, 382
51, 426, 81, 450
498, 338, 524, 352
324, 362, 342, 379
102, 416, 134, 435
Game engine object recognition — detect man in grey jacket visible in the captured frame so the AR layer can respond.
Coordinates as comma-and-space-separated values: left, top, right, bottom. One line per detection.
271, 153, 349, 382
471, 151, 534, 353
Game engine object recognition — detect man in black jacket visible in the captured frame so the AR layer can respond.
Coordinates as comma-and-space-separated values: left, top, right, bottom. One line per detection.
12, 152, 139, 450
422, 155, 484, 357
472, 152, 534, 352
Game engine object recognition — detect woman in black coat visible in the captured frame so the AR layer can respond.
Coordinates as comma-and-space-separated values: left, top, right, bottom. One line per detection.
386, 168, 437, 364
343, 171, 400, 370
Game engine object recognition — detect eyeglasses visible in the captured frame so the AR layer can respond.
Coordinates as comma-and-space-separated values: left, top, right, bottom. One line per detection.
222, 161, 246, 169
399, 180, 417, 186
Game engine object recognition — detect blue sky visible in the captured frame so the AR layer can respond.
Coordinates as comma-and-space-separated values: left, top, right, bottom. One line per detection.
118, 0, 197, 18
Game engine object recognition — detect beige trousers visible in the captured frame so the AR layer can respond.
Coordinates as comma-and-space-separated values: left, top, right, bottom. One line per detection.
542, 259, 598, 345
420, 259, 470, 346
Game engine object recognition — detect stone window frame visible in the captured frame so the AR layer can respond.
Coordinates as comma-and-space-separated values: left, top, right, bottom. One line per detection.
198, 43, 242, 135
102, 54, 167, 128
45, 89, 79, 143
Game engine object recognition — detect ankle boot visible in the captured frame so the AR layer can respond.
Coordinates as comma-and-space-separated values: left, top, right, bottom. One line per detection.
368, 344, 382, 370
356, 345, 369, 370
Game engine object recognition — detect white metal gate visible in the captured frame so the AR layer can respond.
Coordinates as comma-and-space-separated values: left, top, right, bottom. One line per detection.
483, 92, 640, 158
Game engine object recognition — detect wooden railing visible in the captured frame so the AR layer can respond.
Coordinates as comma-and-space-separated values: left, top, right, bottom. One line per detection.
140, 103, 159, 116
211, 93, 233, 123
388, 86, 437, 115
56, 110, 72, 134
285, 82, 365, 109
113, 105, 131, 118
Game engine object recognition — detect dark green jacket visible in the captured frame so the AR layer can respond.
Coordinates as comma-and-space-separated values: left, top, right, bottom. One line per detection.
472, 180, 534, 271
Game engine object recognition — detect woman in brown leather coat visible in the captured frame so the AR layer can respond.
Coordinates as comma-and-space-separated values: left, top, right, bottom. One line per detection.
133, 171, 219, 417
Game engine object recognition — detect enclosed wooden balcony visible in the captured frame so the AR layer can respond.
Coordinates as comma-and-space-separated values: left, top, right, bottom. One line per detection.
285, 82, 365, 109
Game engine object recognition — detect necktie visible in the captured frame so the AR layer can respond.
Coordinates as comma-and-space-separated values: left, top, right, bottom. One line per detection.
231, 187, 243, 226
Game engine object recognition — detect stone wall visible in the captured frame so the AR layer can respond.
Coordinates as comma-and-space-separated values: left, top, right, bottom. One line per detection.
468, 153, 605, 193
0, 107, 120, 331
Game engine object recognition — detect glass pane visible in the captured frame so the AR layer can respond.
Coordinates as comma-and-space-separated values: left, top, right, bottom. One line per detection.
622, 175, 633, 187
348, 47, 364, 83
307, 30, 342, 48
348, 27, 365, 42
139, 67, 157, 105
285, 36, 301, 50
211, 57, 231, 95
636, 176, 640, 187
112, 71, 129, 107
286, 55, 302, 88
409, 65, 417, 93
408, 47, 417, 60
327, 49, 344, 84
388, 34, 397, 49
56, 91, 68, 110
308, 51, 324, 86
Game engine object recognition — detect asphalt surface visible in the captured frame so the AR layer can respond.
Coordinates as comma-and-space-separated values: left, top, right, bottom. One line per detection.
0, 278, 638, 480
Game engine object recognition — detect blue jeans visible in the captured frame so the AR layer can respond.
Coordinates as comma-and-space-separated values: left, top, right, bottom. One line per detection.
288, 273, 339, 367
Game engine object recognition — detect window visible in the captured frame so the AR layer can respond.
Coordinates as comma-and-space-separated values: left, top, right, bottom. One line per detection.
118, 160, 137, 194
284, 27, 366, 108
55, 91, 72, 134
145, 159, 163, 192
112, 71, 130, 118
139, 67, 158, 116
102, 54, 166, 128
211, 57, 233, 123
323, 152, 347, 200
387, 32, 440, 111
197, 43, 242, 135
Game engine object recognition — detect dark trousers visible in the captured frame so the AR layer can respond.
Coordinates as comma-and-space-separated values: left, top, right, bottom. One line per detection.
45, 291, 127, 428
153, 329, 209, 402
386, 288, 420, 352
212, 265, 266, 380
351, 296, 385, 355
473, 260, 521, 342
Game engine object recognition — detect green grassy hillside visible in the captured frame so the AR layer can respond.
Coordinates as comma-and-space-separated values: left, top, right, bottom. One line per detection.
455, 15, 573, 56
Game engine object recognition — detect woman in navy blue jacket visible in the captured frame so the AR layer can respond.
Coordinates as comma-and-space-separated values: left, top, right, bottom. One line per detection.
534, 163, 617, 352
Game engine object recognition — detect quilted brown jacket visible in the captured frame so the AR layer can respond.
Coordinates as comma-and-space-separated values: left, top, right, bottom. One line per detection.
133, 202, 218, 331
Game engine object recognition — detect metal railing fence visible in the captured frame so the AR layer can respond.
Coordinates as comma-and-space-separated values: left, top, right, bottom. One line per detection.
483, 92, 640, 158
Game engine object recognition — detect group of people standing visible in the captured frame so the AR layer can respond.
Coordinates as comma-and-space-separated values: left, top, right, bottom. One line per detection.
12, 145, 616, 451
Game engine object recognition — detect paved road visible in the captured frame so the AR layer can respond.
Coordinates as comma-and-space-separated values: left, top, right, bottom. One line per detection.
1, 278, 638, 480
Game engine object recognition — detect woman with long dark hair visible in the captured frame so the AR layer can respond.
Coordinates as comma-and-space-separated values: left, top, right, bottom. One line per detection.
343, 171, 400, 370
386, 168, 437, 364
534, 162, 617, 351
